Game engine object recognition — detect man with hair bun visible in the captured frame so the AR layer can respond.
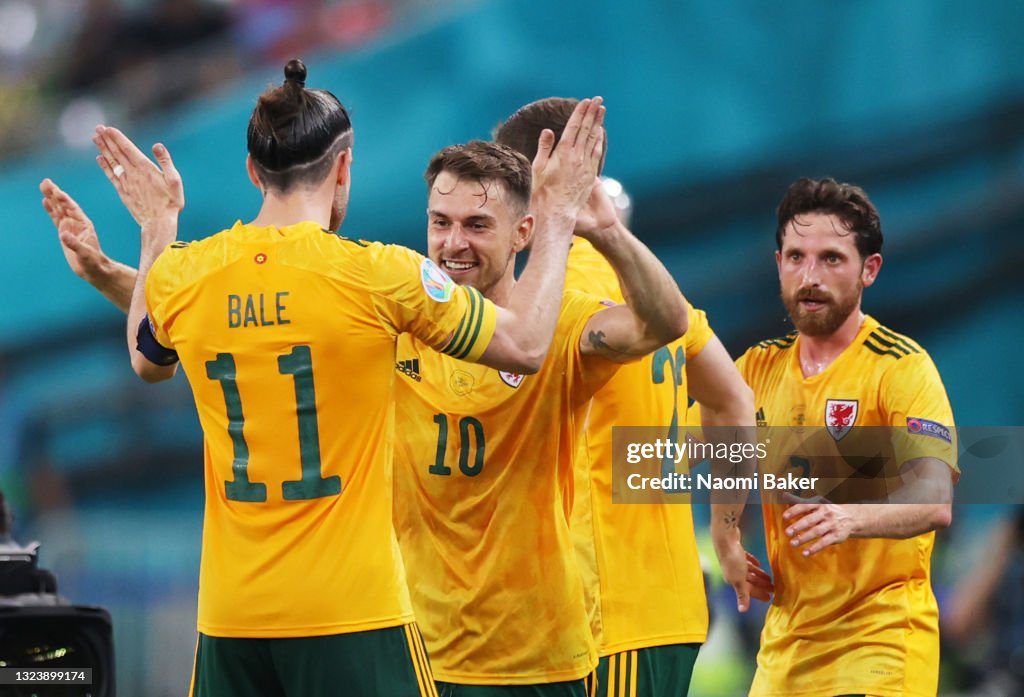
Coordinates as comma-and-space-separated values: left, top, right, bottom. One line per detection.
738, 177, 957, 697
494, 97, 769, 697
40, 60, 607, 696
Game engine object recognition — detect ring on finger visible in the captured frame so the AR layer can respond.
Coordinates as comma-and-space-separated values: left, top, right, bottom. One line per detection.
112, 163, 125, 178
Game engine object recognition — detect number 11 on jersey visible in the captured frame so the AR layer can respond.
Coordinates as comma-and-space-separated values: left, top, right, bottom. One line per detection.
206, 345, 341, 502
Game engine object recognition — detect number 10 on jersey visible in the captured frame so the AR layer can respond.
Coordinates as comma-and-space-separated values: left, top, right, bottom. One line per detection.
428, 413, 485, 477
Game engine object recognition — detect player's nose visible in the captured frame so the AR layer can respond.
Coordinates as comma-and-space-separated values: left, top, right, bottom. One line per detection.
800, 258, 822, 285
444, 223, 470, 251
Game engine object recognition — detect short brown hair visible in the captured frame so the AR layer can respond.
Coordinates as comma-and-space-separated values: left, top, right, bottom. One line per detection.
776, 177, 883, 258
424, 140, 532, 217
493, 97, 605, 172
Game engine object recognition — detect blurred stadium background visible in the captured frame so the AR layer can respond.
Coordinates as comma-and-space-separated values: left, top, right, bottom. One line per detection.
1, 0, 1023, 694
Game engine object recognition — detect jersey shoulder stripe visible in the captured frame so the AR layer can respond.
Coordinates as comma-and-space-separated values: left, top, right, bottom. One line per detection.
873, 325, 922, 353
755, 331, 797, 350
867, 331, 911, 355
863, 333, 906, 359
332, 233, 370, 247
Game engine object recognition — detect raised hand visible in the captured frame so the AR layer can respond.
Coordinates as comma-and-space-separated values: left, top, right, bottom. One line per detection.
40, 179, 110, 283
93, 126, 184, 236
40, 178, 137, 312
530, 97, 606, 223
573, 176, 621, 240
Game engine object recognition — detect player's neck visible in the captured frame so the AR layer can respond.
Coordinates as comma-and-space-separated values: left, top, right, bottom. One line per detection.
483, 272, 517, 307
250, 191, 331, 231
797, 309, 865, 378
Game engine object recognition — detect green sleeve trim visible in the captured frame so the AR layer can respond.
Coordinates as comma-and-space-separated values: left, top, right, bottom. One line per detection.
442, 302, 472, 355
454, 288, 486, 360
442, 287, 482, 357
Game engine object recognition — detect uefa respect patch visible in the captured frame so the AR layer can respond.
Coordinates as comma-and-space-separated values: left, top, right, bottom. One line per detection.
420, 258, 455, 303
907, 417, 952, 444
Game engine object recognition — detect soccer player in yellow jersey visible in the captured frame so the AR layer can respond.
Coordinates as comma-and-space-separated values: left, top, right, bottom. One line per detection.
40, 60, 607, 697
389, 139, 690, 694
737, 177, 957, 697
493, 98, 771, 697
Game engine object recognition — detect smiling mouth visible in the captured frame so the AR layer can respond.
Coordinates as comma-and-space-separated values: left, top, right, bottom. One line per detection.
442, 260, 478, 273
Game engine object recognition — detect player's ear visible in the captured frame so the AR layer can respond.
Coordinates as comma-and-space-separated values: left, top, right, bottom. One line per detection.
861, 253, 882, 288
245, 155, 263, 192
775, 249, 783, 276
335, 147, 352, 187
512, 214, 534, 253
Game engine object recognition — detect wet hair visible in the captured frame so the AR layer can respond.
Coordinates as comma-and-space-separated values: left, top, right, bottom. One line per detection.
776, 177, 883, 259
246, 59, 353, 192
424, 141, 532, 217
492, 96, 605, 173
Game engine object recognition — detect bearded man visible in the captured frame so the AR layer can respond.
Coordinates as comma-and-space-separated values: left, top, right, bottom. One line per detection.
737, 177, 957, 697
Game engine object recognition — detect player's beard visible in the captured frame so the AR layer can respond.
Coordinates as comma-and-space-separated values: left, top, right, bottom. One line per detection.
782, 282, 861, 337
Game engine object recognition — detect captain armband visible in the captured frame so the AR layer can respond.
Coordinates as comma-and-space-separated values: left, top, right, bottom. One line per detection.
136, 315, 179, 366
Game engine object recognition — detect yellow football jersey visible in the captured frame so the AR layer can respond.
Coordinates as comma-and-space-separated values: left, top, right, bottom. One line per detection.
738, 315, 956, 697
145, 220, 496, 638
392, 289, 616, 685
565, 237, 713, 655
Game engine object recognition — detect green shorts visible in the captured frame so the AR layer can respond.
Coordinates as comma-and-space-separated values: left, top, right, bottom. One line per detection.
593, 644, 700, 697
190, 623, 438, 697
435, 678, 587, 697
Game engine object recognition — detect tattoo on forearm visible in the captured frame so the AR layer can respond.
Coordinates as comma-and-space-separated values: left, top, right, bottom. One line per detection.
724, 511, 739, 529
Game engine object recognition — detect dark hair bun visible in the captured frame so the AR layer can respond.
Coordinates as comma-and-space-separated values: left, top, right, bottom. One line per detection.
284, 59, 307, 88
248, 57, 350, 175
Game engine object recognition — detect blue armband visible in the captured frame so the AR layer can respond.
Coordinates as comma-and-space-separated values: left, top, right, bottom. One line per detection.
136, 315, 179, 366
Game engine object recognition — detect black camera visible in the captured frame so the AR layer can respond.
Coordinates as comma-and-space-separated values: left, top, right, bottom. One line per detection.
0, 545, 115, 697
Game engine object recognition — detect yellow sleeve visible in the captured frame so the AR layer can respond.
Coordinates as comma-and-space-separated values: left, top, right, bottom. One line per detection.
144, 242, 187, 348
370, 245, 497, 363
733, 347, 755, 386
563, 289, 625, 401
880, 352, 958, 473
683, 305, 714, 361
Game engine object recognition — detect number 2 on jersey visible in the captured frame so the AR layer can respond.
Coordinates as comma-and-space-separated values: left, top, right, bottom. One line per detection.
206, 346, 341, 502
652, 345, 685, 480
